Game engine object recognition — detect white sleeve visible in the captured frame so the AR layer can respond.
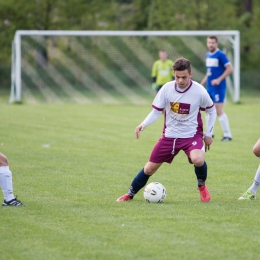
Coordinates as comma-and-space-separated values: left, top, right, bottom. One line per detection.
205, 106, 216, 137
141, 109, 162, 127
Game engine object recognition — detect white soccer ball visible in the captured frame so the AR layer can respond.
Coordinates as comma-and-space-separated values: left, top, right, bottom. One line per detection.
144, 182, 167, 203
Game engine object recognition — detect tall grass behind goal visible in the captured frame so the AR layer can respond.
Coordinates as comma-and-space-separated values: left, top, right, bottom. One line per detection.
10, 31, 240, 104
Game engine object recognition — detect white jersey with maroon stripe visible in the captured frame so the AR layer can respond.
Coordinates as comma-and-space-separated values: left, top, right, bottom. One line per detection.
152, 80, 214, 138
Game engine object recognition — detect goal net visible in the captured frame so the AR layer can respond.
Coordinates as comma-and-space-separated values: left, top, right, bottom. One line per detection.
10, 30, 240, 104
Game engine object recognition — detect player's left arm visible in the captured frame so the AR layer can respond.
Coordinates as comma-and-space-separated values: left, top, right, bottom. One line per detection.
202, 89, 217, 150
219, 63, 233, 81
212, 53, 233, 85
204, 105, 216, 151
211, 64, 233, 86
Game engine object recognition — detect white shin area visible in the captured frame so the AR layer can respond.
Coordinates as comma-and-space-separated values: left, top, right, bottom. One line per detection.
249, 164, 260, 194
218, 113, 232, 138
0, 166, 15, 202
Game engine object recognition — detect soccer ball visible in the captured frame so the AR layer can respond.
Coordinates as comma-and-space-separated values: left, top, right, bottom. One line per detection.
144, 182, 166, 203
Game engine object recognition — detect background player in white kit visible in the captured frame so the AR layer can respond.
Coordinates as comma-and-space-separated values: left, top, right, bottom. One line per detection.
117, 57, 216, 203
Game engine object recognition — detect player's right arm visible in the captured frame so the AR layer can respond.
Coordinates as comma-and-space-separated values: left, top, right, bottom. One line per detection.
135, 108, 162, 139
135, 124, 146, 139
211, 63, 233, 86
151, 61, 158, 89
151, 61, 158, 78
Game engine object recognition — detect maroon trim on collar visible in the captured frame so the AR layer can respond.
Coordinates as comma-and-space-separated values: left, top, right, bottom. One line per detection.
175, 80, 193, 93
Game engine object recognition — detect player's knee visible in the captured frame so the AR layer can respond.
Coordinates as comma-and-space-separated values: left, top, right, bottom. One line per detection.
192, 156, 204, 167
190, 151, 204, 166
144, 164, 157, 175
253, 146, 260, 157
0, 153, 9, 166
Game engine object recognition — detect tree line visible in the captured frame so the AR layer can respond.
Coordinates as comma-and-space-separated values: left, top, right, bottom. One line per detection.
0, 0, 259, 88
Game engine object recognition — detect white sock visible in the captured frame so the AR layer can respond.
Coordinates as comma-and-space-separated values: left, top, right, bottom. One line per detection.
218, 113, 232, 138
249, 165, 260, 194
0, 166, 15, 202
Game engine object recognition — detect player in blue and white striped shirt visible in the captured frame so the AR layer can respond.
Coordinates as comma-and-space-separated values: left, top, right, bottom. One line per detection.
201, 36, 233, 141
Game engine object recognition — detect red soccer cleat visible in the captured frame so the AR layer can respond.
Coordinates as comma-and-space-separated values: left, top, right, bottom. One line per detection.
198, 185, 210, 202
116, 194, 132, 202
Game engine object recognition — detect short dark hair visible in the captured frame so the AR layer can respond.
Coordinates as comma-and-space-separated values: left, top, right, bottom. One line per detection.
173, 57, 191, 73
208, 35, 218, 43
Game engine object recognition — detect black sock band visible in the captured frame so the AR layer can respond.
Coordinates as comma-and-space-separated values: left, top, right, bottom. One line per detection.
128, 168, 150, 197
194, 162, 207, 187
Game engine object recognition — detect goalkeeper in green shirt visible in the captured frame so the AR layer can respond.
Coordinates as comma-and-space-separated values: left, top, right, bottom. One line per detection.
151, 50, 175, 92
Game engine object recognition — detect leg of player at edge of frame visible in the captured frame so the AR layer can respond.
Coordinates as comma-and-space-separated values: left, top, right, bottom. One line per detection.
238, 138, 260, 200
0, 152, 26, 206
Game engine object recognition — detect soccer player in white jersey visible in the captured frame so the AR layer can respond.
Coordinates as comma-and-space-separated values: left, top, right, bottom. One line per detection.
0, 152, 25, 206
200, 36, 233, 141
116, 57, 216, 203
238, 138, 260, 200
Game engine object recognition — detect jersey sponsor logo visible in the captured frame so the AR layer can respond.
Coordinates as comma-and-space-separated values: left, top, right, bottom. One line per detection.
170, 102, 190, 114
206, 58, 219, 67
170, 102, 190, 122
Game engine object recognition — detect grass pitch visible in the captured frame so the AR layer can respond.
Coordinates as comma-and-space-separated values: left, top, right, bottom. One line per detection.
1, 97, 260, 260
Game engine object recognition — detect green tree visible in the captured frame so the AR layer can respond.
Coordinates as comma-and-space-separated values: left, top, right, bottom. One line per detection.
0, 0, 260, 89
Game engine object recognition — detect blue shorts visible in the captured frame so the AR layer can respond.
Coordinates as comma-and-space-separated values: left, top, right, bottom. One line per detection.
207, 85, 226, 103
149, 135, 204, 164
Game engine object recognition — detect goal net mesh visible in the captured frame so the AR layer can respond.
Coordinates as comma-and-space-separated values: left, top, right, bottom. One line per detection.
16, 34, 235, 104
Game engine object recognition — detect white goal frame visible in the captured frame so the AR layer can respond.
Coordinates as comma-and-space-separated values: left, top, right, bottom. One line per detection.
10, 30, 240, 103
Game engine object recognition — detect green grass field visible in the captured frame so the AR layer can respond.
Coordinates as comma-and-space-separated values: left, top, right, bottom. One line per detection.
1, 95, 260, 260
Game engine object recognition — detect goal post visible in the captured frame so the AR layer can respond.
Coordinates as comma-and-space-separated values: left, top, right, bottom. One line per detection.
10, 30, 240, 104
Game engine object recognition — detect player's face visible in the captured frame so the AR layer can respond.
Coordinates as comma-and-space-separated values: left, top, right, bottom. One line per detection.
207, 38, 218, 53
159, 51, 167, 61
174, 70, 193, 89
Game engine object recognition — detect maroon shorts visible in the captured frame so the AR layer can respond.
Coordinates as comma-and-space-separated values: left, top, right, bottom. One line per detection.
149, 135, 204, 164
